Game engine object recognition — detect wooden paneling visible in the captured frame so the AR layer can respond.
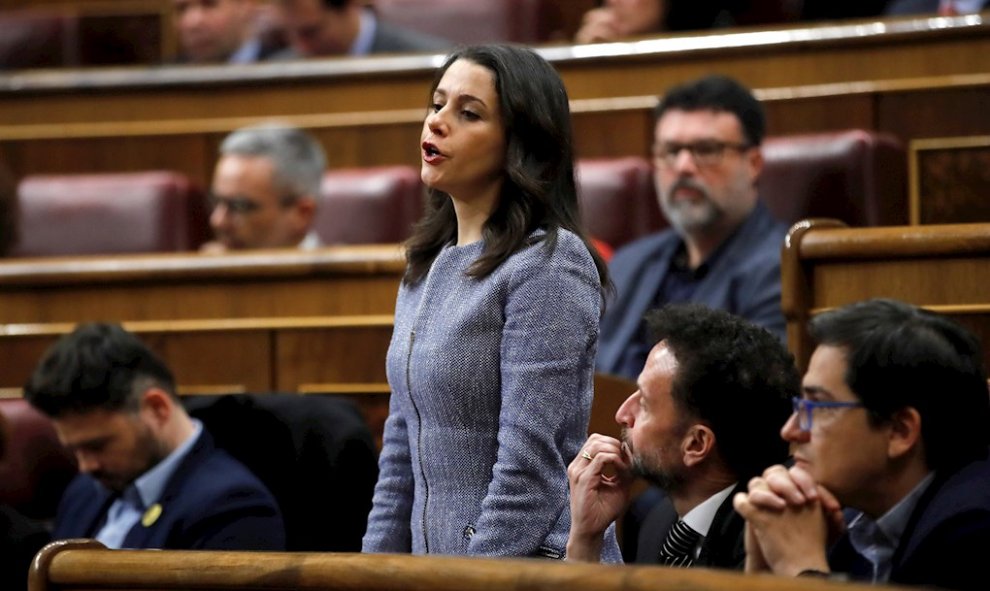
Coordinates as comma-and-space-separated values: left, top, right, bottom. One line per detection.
909, 136, 990, 225
2, 15, 989, 179
0, 246, 404, 393
781, 220, 990, 369
2, 73, 989, 186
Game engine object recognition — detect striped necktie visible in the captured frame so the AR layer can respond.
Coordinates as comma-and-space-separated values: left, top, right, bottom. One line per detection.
658, 519, 701, 567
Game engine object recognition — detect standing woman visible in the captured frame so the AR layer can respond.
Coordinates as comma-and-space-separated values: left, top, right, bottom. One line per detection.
362, 44, 616, 559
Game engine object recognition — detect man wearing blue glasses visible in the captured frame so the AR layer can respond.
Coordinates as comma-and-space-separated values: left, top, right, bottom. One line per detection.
597, 74, 788, 381
734, 298, 990, 590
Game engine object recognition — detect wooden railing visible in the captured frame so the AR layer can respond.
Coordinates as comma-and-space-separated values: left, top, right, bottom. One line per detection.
29, 538, 910, 591
781, 219, 990, 369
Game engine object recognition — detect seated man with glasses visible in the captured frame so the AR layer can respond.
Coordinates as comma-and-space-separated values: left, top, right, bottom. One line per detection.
597, 74, 788, 382
734, 298, 990, 591
202, 123, 326, 252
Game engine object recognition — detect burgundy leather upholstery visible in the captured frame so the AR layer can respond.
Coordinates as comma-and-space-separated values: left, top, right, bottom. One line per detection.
315, 165, 424, 245
374, 0, 556, 44
576, 157, 665, 251
0, 11, 79, 69
760, 129, 908, 227
0, 398, 76, 520
12, 171, 210, 257
576, 129, 907, 251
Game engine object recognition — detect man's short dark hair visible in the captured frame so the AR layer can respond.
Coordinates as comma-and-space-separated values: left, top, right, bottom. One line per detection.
809, 298, 990, 471
24, 323, 177, 419
653, 74, 766, 147
646, 304, 798, 480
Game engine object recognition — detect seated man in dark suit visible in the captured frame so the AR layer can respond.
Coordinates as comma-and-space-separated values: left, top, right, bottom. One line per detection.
567, 304, 797, 566
24, 323, 285, 551
598, 74, 788, 381
735, 299, 990, 591
274, 0, 451, 58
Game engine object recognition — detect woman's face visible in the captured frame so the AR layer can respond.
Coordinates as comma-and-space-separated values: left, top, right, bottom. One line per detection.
420, 59, 507, 204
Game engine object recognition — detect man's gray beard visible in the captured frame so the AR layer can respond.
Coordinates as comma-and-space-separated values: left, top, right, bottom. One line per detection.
631, 453, 685, 493
658, 179, 723, 235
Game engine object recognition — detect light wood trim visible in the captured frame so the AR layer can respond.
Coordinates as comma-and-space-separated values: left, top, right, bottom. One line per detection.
297, 383, 391, 395
2, 73, 988, 143
0, 245, 405, 286
30, 539, 909, 591
809, 303, 990, 316
0, 315, 396, 338
176, 385, 248, 396
908, 135, 990, 225
796, 223, 990, 259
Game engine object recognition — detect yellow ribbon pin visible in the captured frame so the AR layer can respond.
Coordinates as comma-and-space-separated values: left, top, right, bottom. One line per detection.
142, 503, 163, 527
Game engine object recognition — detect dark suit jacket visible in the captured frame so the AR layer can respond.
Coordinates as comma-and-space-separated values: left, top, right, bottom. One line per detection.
885, 0, 989, 14
634, 485, 746, 568
597, 202, 788, 379
184, 393, 378, 552
830, 455, 990, 591
52, 429, 285, 550
1, 504, 50, 590
369, 19, 452, 54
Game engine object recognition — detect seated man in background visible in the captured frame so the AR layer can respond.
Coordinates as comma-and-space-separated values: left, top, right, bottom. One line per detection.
735, 298, 990, 590
274, 0, 451, 58
172, 0, 288, 64
567, 304, 797, 566
597, 74, 788, 381
25, 323, 286, 550
203, 123, 326, 252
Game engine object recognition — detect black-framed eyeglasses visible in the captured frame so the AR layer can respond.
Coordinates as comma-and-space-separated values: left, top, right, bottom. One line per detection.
652, 141, 751, 169
207, 194, 299, 216
791, 397, 865, 432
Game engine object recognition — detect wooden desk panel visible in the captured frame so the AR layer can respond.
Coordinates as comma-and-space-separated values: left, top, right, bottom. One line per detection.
2, 15, 989, 179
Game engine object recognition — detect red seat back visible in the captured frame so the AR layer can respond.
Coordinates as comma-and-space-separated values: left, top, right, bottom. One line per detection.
576, 157, 665, 251
315, 166, 424, 245
13, 171, 210, 257
0, 398, 76, 520
374, 0, 556, 44
760, 129, 908, 227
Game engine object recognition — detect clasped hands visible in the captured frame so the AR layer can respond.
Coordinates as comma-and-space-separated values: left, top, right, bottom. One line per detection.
732, 464, 846, 576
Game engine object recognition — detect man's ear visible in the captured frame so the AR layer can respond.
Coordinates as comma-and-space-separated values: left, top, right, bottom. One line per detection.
140, 387, 175, 426
682, 423, 716, 468
887, 406, 922, 461
294, 195, 318, 227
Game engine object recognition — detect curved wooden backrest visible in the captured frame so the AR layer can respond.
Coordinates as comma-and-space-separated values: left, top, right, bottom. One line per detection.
29, 538, 908, 591
781, 218, 990, 369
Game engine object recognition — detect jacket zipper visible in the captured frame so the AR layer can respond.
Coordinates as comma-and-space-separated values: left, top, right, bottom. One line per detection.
406, 329, 429, 553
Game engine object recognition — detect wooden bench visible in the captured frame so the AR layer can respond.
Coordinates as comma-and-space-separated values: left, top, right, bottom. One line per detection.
29, 538, 909, 591
781, 218, 990, 370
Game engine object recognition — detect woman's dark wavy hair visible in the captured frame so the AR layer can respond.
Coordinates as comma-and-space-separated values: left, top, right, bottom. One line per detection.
403, 44, 609, 296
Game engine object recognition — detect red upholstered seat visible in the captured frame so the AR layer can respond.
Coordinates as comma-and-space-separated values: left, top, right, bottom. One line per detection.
0, 398, 76, 521
374, 0, 557, 45
316, 165, 424, 245
12, 171, 210, 257
576, 157, 666, 251
760, 129, 908, 227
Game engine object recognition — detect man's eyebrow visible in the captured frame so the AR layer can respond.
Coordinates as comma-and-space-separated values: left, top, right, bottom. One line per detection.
801, 385, 833, 398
